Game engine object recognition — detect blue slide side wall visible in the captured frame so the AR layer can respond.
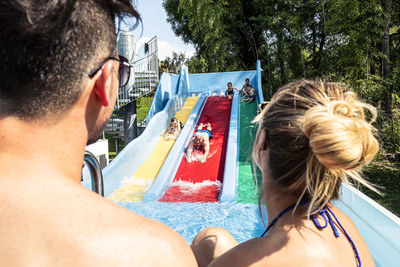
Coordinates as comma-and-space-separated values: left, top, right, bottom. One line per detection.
220, 92, 239, 202
334, 184, 400, 266
256, 60, 264, 103
145, 72, 179, 124
188, 70, 257, 94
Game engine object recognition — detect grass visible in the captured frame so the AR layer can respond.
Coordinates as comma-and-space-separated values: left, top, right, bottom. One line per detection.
136, 96, 154, 123
361, 162, 400, 217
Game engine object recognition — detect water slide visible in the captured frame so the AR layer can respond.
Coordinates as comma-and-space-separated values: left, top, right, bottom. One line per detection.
160, 96, 232, 202
107, 96, 200, 202
82, 62, 400, 266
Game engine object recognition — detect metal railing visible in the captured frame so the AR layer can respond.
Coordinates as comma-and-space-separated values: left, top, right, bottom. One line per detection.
105, 35, 159, 142
84, 150, 104, 196
115, 36, 159, 110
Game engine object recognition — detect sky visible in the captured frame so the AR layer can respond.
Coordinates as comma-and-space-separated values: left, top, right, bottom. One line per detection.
129, 0, 196, 60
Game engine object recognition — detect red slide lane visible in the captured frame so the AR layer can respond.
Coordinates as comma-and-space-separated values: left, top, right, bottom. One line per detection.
159, 96, 232, 202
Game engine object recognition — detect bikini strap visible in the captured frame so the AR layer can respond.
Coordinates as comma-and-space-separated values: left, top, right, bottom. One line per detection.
261, 203, 297, 237
312, 206, 361, 267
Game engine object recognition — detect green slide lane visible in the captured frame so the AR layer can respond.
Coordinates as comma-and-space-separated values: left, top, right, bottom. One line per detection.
237, 100, 262, 203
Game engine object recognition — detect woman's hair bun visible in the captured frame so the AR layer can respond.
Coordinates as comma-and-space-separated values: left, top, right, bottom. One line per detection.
303, 99, 379, 171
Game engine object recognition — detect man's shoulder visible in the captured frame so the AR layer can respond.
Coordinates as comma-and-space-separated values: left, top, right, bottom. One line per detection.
81, 190, 197, 265
88, 208, 196, 266
0, 180, 196, 266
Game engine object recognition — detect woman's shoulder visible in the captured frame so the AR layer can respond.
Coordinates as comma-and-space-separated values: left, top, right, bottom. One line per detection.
210, 209, 374, 266
209, 234, 321, 267
209, 233, 330, 267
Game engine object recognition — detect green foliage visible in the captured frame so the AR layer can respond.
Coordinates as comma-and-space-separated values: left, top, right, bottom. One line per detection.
160, 52, 188, 73
163, 0, 400, 154
378, 94, 400, 153
380, 117, 400, 153
136, 96, 153, 123
362, 163, 400, 216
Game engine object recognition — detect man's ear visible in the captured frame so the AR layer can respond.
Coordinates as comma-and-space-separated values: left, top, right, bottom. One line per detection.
93, 60, 116, 107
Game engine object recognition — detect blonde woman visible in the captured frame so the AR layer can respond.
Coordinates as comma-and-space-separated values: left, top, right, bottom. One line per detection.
191, 80, 378, 267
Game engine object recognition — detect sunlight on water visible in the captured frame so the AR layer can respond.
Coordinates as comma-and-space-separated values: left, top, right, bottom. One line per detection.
107, 176, 154, 202
119, 202, 267, 244
169, 180, 222, 195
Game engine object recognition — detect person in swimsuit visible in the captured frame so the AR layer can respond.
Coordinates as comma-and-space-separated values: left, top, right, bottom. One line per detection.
191, 80, 378, 267
225, 82, 238, 100
240, 78, 252, 96
242, 84, 256, 102
164, 117, 183, 140
186, 123, 212, 163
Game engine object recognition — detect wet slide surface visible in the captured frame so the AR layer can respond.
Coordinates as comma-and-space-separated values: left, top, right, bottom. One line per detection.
160, 96, 232, 202
108, 97, 199, 202
237, 100, 261, 203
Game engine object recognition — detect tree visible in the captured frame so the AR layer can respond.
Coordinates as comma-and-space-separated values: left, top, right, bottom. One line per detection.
163, 0, 400, 153
160, 51, 188, 74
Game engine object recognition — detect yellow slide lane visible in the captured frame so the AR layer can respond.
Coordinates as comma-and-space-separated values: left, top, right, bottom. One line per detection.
108, 97, 199, 202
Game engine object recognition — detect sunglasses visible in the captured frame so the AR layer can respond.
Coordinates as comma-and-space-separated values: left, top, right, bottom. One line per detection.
88, 55, 132, 87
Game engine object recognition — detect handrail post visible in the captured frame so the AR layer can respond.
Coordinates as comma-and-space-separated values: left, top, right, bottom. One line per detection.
84, 150, 104, 196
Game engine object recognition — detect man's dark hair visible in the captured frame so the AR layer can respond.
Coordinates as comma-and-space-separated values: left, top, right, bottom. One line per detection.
0, 0, 140, 120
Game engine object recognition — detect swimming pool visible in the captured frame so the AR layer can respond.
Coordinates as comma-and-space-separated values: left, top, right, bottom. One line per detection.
118, 201, 267, 244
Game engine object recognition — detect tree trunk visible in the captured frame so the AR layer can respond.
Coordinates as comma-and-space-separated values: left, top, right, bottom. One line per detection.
315, 27, 326, 72
277, 30, 287, 84
382, 0, 392, 119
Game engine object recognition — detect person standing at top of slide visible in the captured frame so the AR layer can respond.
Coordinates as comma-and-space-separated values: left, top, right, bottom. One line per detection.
0, 1, 197, 266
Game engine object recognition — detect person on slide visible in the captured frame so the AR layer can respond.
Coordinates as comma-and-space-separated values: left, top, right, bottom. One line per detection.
225, 82, 238, 100
186, 123, 212, 163
164, 117, 183, 140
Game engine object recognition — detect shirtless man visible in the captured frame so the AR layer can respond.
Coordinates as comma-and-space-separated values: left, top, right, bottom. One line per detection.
0, 1, 196, 266
186, 123, 212, 163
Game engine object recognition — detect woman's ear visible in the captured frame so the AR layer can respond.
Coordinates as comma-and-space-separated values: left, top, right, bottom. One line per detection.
253, 127, 268, 168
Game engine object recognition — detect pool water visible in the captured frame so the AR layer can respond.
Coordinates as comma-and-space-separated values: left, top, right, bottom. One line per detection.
119, 201, 267, 244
